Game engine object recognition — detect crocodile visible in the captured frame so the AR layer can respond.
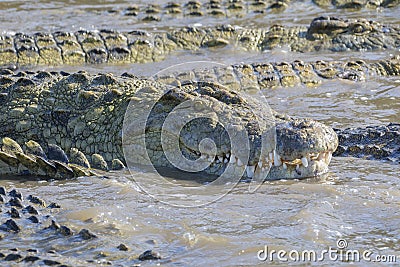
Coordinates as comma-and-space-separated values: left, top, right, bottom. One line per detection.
0, 186, 159, 265
99, 0, 400, 20
1, 120, 398, 180
153, 56, 400, 88
0, 55, 398, 180
105, 0, 293, 19
1, 16, 399, 66
1, 56, 399, 89
313, 0, 400, 9
334, 123, 400, 163
0, 186, 94, 265
0, 70, 339, 180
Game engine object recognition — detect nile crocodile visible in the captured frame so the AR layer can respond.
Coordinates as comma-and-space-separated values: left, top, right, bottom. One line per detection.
0, 59, 398, 180
1, 16, 399, 66
153, 56, 400, 88
334, 123, 400, 163
98, 0, 400, 20
313, 0, 400, 9
104, 0, 294, 19
1, 55, 399, 180
2, 56, 399, 89
1, 121, 398, 180
0, 186, 159, 265
0, 70, 339, 180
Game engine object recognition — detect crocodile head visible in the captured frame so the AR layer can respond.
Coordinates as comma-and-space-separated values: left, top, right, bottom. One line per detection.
306, 16, 398, 51
123, 81, 338, 180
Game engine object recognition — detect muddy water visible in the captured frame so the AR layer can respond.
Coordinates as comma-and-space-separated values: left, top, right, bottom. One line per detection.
0, 1, 399, 266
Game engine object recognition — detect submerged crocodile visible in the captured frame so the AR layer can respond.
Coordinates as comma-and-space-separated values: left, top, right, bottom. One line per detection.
334, 123, 400, 163
1, 121, 398, 180
1, 16, 399, 66
153, 56, 400, 88
2, 56, 399, 89
0, 70, 339, 180
105, 0, 293, 19
99, 0, 400, 20
0, 186, 160, 265
313, 0, 400, 9
0, 56, 398, 180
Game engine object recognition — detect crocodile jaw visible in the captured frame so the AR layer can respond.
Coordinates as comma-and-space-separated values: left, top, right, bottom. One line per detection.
123, 82, 338, 181
266, 151, 333, 180
175, 119, 337, 181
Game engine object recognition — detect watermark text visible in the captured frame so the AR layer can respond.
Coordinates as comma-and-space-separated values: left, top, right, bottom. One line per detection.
257, 239, 398, 263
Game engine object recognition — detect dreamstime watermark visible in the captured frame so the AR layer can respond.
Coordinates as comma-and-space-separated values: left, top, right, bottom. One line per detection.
257, 239, 398, 263
122, 61, 276, 207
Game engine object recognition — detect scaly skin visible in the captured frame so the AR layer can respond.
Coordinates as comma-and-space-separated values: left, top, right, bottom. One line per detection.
154, 56, 400, 88
0, 186, 157, 264
0, 70, 338, 180
0, 55, 398, 180
100, 0, 399, 19
3, 56, 399, 90
313, 0, 399, 9
334, 123, 400, 163
102, 0, 291, 20
0, 56, 398, 180
2, 56, 398, 92
1, 16, 399, 66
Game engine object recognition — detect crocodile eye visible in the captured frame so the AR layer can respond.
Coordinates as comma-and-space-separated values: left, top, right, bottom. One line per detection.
351, 23, 370, 34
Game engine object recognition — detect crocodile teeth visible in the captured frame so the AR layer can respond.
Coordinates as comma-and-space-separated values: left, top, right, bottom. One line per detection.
283, 162, 287, 169
237, 158, 243, 166
226, 153, 230, 159
246, 165, 255, 178
296, 164, 300, 171
327, 151, 332, 163
273, 150, 282, 167
224, 158, 228, 164
301, 157, 309, 168
218, 156, 223, 162
269, 152, 273, 161
257, 161, 262, 168
269, 162, 272, 168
